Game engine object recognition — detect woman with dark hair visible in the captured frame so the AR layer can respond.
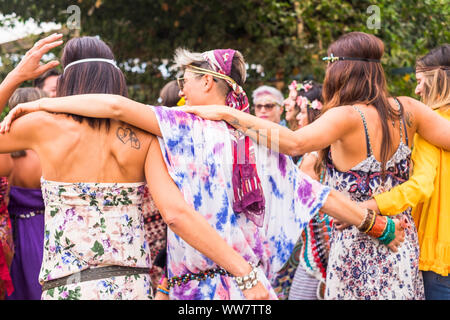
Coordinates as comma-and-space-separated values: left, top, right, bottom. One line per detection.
0, 35, 275, 300
365, 44, 450, 300
176, 32, 450, 299
158, 80, 184, 107
4, 45, 408, 300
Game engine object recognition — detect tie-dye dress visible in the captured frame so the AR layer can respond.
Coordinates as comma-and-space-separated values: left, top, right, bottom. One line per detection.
152, 106, 331, 300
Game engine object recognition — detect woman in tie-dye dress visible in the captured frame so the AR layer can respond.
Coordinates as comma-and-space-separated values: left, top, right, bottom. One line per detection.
8, 45, 409, 300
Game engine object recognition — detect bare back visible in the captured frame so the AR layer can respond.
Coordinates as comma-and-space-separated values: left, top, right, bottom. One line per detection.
330, 97, 416, 172
31, 112, 153, 183
9, 150, 42, 188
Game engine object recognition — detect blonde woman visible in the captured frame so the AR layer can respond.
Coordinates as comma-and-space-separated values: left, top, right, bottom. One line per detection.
365, 44, 450, 300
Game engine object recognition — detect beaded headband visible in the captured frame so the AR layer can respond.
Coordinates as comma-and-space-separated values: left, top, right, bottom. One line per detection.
323, 53, 381, 64
64, 58, 119, 73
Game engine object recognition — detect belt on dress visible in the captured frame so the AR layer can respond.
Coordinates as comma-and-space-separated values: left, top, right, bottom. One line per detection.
42, 265, 151, 292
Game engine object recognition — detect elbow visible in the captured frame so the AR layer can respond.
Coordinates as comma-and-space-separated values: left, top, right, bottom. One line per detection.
291, 138, 307, 157
161, 205, 191, 232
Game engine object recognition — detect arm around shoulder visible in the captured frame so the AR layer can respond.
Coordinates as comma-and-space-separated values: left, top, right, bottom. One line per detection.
292, 105, 358, 156
374, 134, 439, 215
0, 110, 53, 153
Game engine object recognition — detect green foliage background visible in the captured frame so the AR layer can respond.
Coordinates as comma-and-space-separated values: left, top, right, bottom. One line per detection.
1, 0, 449, 105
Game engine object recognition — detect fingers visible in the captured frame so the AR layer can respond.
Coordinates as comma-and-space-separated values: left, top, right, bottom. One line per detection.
28, 33, 63, 55
36, 60, 60, 75
34, 39, 64, 59
0, 114, 12, 134
388, 242, 399, 253
0, 107, 21, 134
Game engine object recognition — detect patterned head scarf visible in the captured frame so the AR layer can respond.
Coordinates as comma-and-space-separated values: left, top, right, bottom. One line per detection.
200, 49, 265, 227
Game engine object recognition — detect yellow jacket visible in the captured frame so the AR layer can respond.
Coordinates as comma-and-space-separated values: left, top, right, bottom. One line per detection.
374, 107, 450, 276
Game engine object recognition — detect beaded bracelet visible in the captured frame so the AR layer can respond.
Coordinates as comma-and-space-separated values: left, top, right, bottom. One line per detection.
357, 209, 376, 232
356, 208, 369, 230
378, 218, 396, 245
234, 262, 259, 291
157, 285, 169, 295
364, 209, 377, 233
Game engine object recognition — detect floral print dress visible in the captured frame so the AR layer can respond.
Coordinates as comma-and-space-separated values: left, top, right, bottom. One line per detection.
39, 179, 152, 300
152, 106, 331, 300
324, 105, 424, 300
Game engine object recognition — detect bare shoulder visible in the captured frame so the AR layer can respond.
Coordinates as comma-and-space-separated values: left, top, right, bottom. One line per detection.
10, 111, 59, 133
319, 105, 362, 131
394, 96, 426, 129
394, 96, 425, 114
323, 105, 362, 123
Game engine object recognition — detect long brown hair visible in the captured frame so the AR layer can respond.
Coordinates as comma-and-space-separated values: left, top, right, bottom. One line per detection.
416, 44, 450, 110
57, 36, 128, 130
319, 32, 401, 178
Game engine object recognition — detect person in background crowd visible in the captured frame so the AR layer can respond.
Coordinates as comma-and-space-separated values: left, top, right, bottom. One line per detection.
33, 69, 59, 98
287, 80, 332, 300
158, 80, 184, 107
252, 85, 286, 126
2, 88, 47, 300
0, 176, 13, 299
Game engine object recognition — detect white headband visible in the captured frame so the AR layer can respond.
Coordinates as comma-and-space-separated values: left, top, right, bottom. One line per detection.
64, 58, 119, 72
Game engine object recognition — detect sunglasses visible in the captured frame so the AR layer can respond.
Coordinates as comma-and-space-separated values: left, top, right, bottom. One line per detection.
176, 76, 200, 91
177, 70, 220, 91
255, 103, 278, 110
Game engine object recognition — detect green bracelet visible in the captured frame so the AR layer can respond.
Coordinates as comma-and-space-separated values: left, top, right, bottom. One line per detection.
378, 218, 396, 245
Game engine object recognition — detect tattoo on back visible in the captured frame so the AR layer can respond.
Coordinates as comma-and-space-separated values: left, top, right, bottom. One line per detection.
116, 126, 141, 149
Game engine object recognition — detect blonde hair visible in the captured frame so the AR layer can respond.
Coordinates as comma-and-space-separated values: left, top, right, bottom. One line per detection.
8, 87, 48, 109
417, 68, 450, 110
173, 47, 247, 97
416, 44, 450, 110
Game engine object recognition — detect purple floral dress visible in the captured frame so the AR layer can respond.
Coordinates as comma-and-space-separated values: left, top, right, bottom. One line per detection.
324, 105, 424, 300
152, 106, 331, 300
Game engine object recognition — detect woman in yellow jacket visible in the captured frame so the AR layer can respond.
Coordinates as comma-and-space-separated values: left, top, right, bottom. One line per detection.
367, 44, 450, 300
